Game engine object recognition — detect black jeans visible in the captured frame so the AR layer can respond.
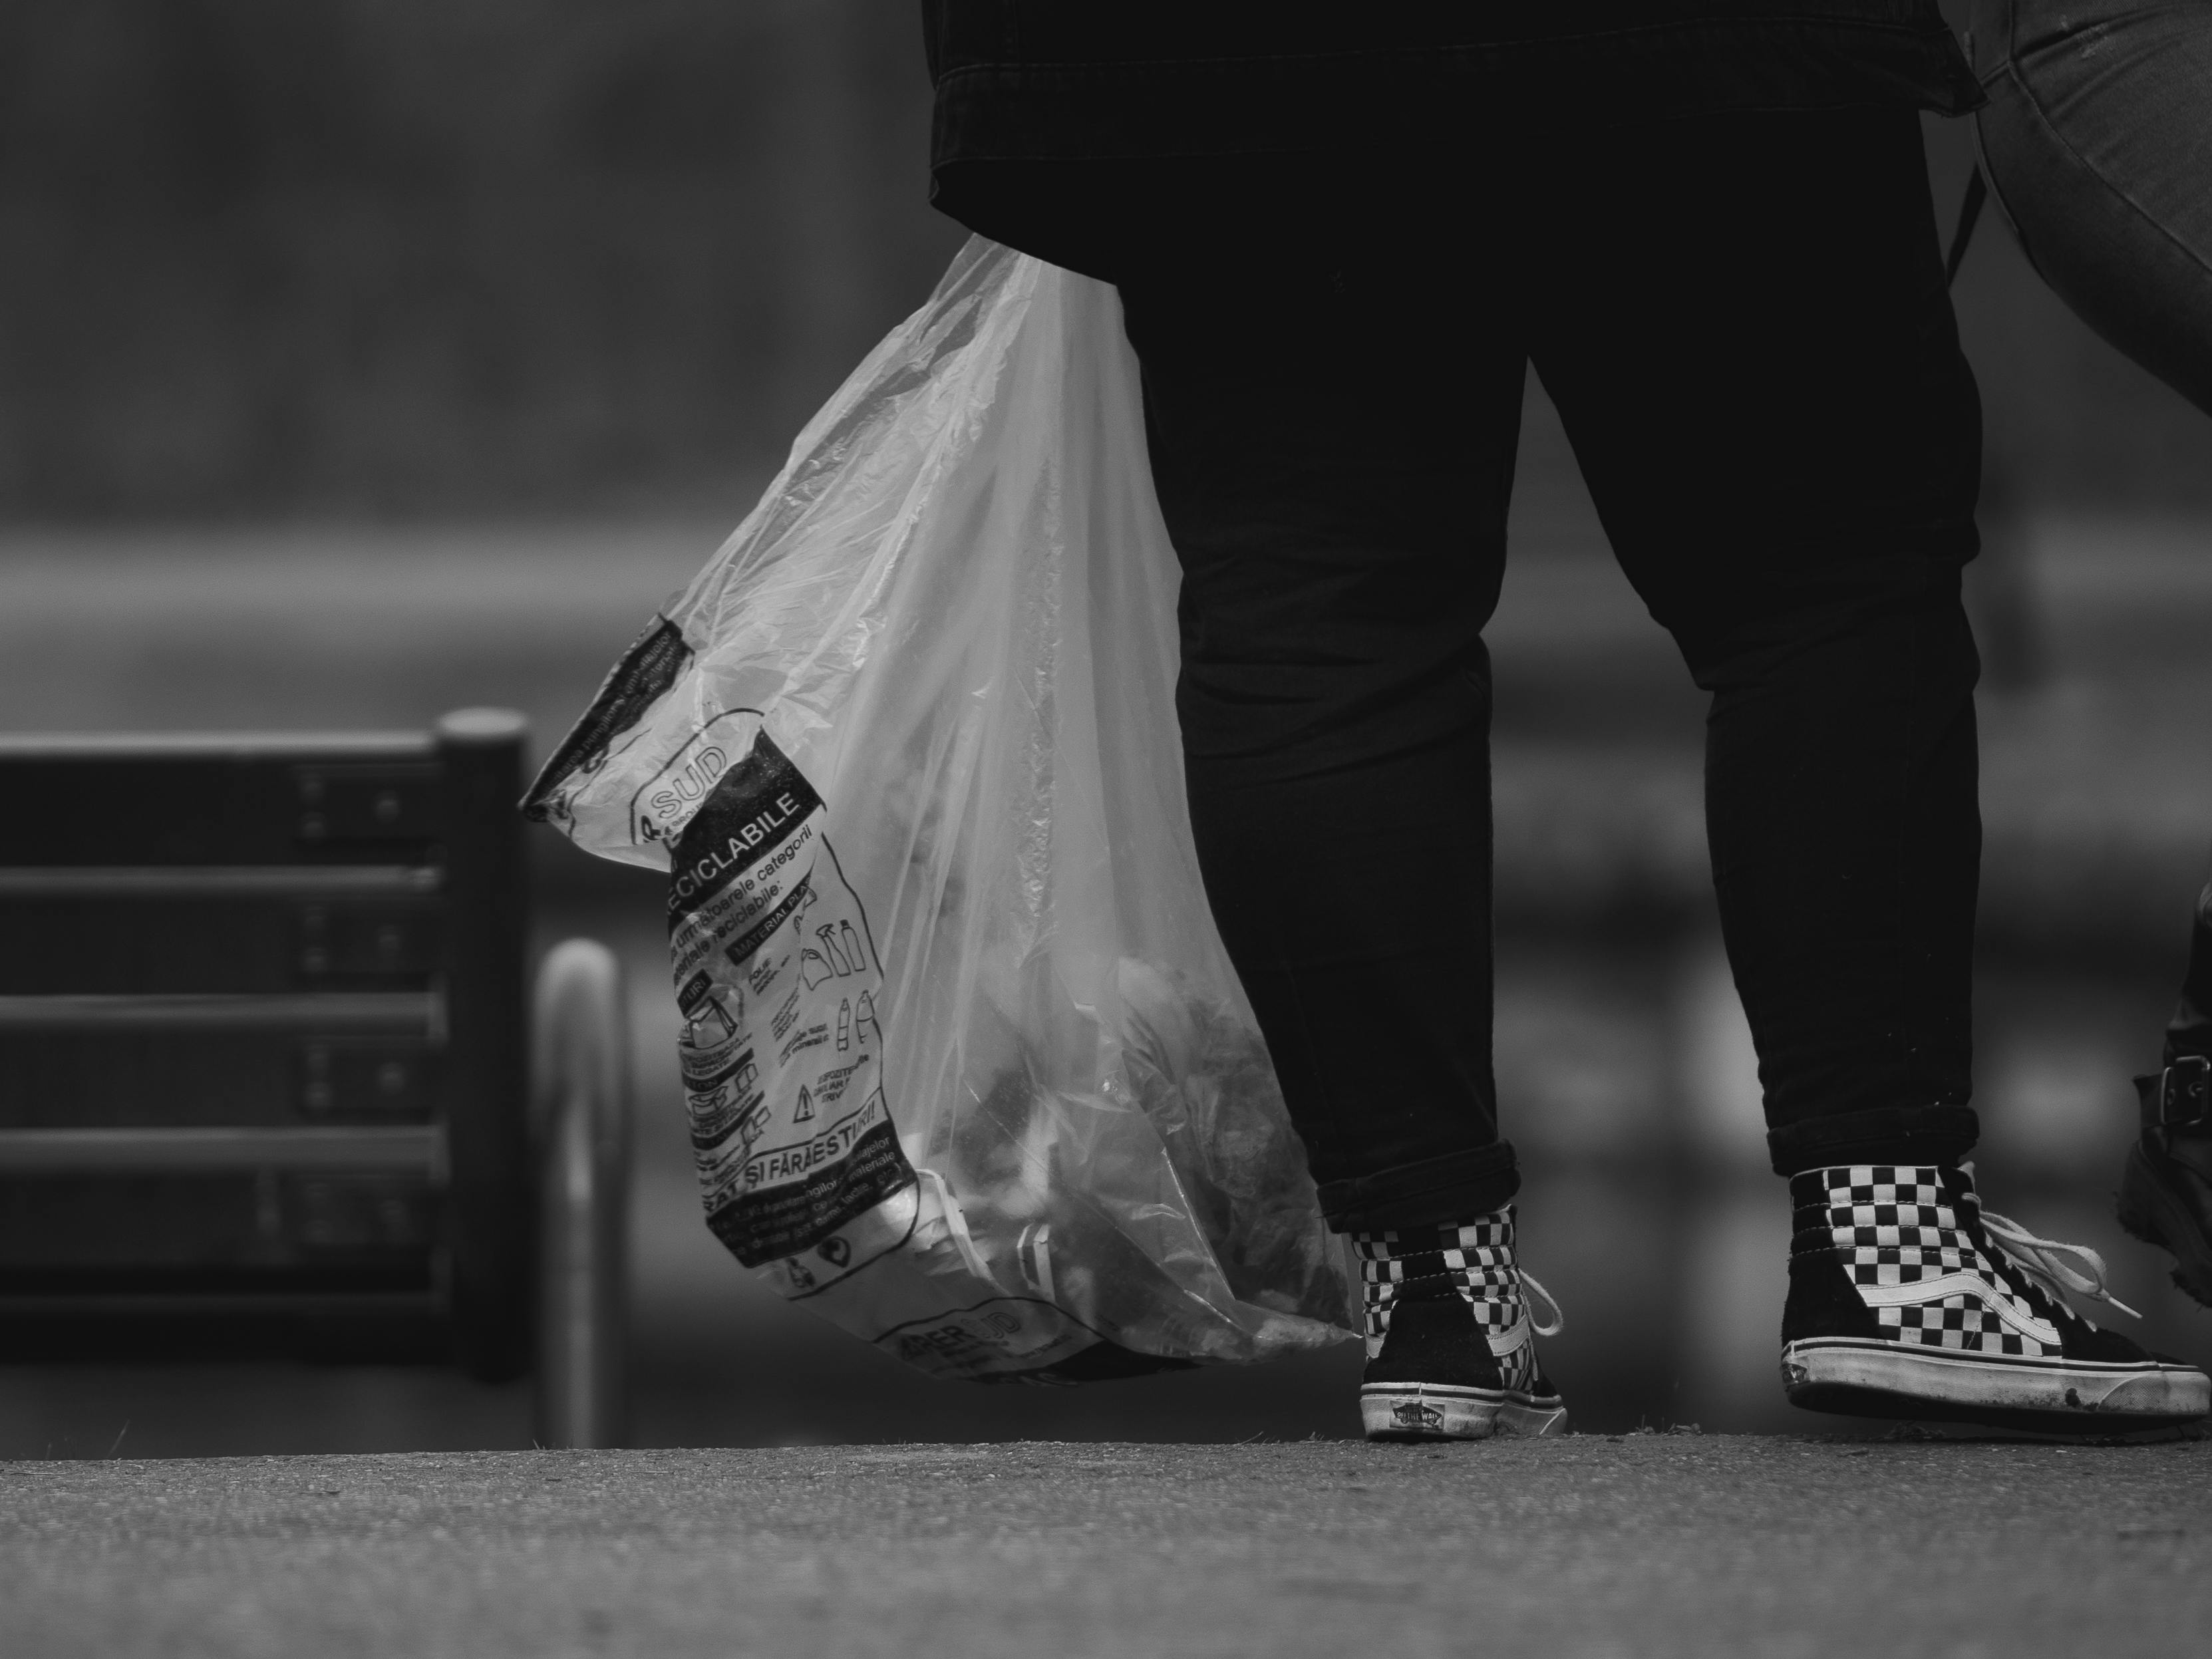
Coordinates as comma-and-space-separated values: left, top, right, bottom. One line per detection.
1114, 108, 1985, 1232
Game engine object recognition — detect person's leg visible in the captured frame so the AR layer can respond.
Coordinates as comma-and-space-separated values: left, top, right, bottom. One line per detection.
1534, 105, 2205, 1428
1531, 106, 1984, 1175
1115, 175, 1569, 1439
1114, 186, 1527, 1237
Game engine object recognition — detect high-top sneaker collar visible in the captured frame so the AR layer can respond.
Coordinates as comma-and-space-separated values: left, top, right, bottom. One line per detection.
1791, 1163, 1980, 1294
1789, 1162, 1975, 1235
1352, 1207, 1558, 1361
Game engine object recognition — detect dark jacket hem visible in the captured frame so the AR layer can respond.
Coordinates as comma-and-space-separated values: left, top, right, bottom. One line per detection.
931, 19, 1984, 168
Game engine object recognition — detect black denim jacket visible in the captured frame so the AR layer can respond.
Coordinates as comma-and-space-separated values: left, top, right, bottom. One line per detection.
926, 1, 1980, 164
923, 3, 1981, 273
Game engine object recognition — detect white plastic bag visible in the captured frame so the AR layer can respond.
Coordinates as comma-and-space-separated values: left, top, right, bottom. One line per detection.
526, 238, 1354, 1381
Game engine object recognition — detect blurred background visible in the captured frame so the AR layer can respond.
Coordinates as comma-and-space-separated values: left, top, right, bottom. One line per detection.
5, 0, 2212, 1453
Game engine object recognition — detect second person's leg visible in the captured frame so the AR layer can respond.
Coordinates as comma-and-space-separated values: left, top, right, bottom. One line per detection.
1533, 105, 1984, 1177
1535, 105, 2206, 1428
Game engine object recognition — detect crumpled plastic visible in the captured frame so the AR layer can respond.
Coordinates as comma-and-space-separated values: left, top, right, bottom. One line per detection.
526, 239, 1354, 1380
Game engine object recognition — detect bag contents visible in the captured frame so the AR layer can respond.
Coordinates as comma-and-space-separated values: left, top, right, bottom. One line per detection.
526, 239, 1354, 1381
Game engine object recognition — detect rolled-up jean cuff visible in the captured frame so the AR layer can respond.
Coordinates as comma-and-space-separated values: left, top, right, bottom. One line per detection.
1766, 1105, 1980, 1177
1316, 1142, 1521, 1233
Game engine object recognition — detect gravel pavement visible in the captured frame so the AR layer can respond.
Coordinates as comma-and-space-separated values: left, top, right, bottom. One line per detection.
7, 1434, 2210, 1658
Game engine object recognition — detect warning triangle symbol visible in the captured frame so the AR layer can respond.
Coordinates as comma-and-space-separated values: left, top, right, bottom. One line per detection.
793, 1085, 816, 1123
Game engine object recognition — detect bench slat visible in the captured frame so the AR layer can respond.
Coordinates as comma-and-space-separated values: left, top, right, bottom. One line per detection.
0, 1124, 444, 1173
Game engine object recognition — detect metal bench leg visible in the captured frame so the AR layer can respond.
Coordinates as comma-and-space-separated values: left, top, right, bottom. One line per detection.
531, 939, 631, 1449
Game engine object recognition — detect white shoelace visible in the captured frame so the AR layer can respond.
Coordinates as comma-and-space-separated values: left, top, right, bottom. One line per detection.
1520, 1271, 1566, 1338
1973, 1197, 2141, 1325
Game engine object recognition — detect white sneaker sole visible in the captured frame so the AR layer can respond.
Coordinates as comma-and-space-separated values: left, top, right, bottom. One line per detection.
1360, 1382, 1569, 1441
1782, 1336, 2211, 1430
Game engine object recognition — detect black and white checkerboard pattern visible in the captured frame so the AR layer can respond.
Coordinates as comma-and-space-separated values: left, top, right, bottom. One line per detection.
1353, 1210, 1533, 1363
1796, 1164, 2064, 1358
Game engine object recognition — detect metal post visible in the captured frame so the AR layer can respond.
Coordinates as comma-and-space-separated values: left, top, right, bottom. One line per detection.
531, 939, 631, 1449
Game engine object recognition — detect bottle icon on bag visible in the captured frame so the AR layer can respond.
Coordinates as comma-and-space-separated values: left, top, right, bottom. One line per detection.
855, 990, 880, 1045
839, 920, 866, 974
817, 924, 852, 976
679, 992, 745, 1085
837, 998, 852, 1052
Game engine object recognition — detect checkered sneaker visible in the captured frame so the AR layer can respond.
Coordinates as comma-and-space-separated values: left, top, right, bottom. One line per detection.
1354, 1203, 1569, 1439
1779, 1159, 2206, 1430
1788, 1163, 2067, 1356
1352, 1208, 1557, 1361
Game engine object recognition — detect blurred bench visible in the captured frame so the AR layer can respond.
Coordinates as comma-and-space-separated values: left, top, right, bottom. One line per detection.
0, 710, 629, 1447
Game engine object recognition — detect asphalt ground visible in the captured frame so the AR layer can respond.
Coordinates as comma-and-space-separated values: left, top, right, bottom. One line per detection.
7, 1435, 2210, 1658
